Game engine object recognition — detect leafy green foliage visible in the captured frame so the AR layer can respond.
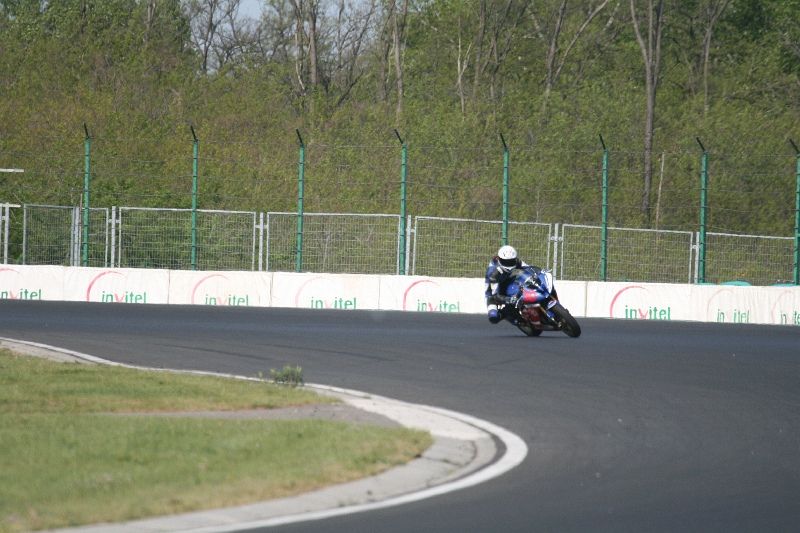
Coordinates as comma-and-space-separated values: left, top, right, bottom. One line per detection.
0, 0, 797, 237
270, 365, 304, 387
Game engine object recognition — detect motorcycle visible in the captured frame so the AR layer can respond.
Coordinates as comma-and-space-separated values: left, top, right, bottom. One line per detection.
498, 266, 581, 338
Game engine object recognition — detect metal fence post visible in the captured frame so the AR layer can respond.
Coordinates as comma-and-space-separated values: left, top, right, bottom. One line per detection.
22, 206, 27, 265
697, 137, 708, 284
600, 134, 609, 282
1, 204, 8, 264
258, 212, 264, 272
0, 169, 23, 264
110, 206, 117, 268
500, 133, 509, 246
3, 204, 21, 264
82, 124, 91, 267
791, 139, 800, 285
296, 130, 305, 273
552, 223, 560, 277
406, 215, 412, 275
395, 130, 407, 274
191, 126, 199, 271
71, 207, 81, 266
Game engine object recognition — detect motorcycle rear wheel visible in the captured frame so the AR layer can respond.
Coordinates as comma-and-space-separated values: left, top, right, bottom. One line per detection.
551, 303, 581, 338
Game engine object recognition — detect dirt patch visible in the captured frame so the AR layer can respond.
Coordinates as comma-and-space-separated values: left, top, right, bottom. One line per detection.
117, 404, 402, 428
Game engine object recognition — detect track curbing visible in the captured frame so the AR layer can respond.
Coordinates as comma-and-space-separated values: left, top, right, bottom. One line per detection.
1, 337, 528, 532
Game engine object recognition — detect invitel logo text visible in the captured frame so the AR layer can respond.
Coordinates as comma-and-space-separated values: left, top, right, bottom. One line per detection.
86, 271, 149, 303
191, 274, 253, 306
403, 279, 463, 313
610, 285, 673, 320
0, 268, 43, 300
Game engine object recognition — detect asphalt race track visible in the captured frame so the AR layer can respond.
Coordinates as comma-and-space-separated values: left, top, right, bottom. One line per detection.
2, 300, 799, 532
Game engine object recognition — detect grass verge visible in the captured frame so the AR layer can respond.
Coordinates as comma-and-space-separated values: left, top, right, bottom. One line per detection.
0, 351, 432, 532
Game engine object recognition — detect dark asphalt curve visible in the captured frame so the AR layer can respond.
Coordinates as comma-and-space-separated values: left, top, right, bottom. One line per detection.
2, 300, 799, 532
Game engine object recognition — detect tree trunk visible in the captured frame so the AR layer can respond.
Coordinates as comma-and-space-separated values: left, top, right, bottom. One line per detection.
472, 0, 487, 99
456, 16, 471, 116
630, 0, 665, 224
642, 74, 655, 220
289, 0, 307, 95
307, 1, 319, 88
540, 0, 567, 118
392, 0, 408, 123
702, 0, 731, 116
144, 0, 156, 45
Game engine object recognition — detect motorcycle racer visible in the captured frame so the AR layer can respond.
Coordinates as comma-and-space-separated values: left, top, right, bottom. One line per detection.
484, 245, 540, 323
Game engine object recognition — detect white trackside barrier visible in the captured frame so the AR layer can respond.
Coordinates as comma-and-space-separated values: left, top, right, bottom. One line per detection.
586, 281, 800, 325
0, 265, 64, 301
378, 276, 485, 314
168, 270, 272, 307
272, 272, 379, 311
1, 265, 798, 326
64, 267, 170, 304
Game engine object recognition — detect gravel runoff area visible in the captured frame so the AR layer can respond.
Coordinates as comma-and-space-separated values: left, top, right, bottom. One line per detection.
2, 337, 526, 533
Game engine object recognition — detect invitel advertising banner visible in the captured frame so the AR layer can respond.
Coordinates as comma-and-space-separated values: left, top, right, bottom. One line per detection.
379, 276, 485, 313
693, 284, 800, 326
169, 271, 272, 307
0, 265, 64, 301
764, 287, 800, 326
64, 267, 170, 304
271, 272, 380, 310
586, 282, 692, 321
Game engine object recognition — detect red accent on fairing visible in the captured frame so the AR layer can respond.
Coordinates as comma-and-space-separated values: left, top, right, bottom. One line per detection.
521, 288, 544, 303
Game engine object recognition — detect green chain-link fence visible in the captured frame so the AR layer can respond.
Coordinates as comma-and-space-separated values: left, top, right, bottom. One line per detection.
1, 133, 798, 285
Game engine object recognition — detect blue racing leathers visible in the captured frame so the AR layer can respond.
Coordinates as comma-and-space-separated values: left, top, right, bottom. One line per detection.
484, 256, 531, 323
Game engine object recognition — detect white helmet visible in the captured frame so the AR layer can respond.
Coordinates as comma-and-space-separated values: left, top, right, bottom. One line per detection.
497, 245, 518, 269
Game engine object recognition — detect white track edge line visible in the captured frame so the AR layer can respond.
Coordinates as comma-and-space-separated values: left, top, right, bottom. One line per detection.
1, 337, 529, 531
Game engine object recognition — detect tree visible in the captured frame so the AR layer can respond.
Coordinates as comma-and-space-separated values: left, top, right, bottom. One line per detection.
531, 0, 611, 118
769, 0, 800, 77
699, 0, 731, 115
391, 0, 408, 121
330, 0, 379, 107
454, 10, 472, 115
471, 0, 528, 105
188, 0, 223, 74
630, 0, 665, 223
284, 0, 322, 95
186, 0, 250, 74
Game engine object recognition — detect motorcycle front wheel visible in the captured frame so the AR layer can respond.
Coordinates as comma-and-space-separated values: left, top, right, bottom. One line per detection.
551, 303, 581, 338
